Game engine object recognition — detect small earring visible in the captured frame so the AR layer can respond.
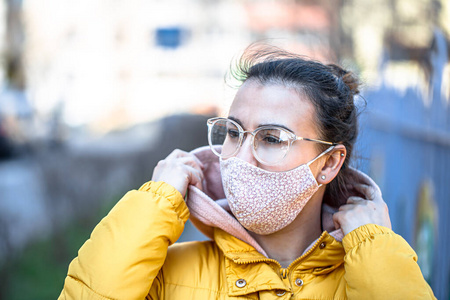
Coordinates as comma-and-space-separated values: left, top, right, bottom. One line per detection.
321, 175, 326, 180
341, 153, 345, 157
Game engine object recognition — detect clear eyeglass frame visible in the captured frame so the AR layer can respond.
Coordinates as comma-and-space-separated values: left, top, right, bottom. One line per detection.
207, 117, 336, 166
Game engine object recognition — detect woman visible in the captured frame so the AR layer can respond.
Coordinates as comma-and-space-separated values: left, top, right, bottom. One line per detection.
59, 46, 435, 299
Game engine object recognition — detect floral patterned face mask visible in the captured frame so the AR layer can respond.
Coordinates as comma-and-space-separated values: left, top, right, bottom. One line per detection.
220, 147, 333, 235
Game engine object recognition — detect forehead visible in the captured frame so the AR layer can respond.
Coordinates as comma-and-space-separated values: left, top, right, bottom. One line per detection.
229, 80, 319, 136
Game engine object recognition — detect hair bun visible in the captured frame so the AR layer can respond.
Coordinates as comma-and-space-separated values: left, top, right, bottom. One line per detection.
327, 64, 360, 96
342, 72, 360, 95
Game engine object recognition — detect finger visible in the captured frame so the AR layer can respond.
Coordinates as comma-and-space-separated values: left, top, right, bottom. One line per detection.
177, 156, 205, 171
332, 211, 344, 230
338, 204, 356, 211
184, 165, 204, 189
166, 148, 188, 159
168, 150, 205, 169
346, 196, 366, 204
188, 154, 205, 169
166, 149, 203, 165
152, 156, 204, 187
352, 183, 378, 201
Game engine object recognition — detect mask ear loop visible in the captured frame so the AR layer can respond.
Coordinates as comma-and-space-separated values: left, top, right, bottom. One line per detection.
306, 146, 335, 188
307, 146, 335, 233
307, 146, 335, 167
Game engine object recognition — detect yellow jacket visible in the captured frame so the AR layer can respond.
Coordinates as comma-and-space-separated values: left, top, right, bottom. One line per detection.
59, 147, 435, 299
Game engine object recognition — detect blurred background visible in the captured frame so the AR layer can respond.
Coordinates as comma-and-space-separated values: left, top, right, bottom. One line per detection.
0, 0, 448, 299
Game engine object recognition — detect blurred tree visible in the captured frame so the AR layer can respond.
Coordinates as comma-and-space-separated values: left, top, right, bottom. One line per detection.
4, 0, 25, 90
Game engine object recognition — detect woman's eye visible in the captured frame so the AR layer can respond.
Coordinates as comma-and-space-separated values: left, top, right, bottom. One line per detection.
263, 135, 281, 144
228, 129, 240, 138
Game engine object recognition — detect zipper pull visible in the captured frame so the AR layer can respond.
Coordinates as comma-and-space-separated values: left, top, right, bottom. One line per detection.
280, 268, 289, 279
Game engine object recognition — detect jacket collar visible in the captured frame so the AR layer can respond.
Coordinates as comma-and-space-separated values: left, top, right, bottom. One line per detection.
214, 228, 345, 296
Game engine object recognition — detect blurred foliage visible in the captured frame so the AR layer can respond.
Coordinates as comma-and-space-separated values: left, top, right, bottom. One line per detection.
0, 196, 118, 300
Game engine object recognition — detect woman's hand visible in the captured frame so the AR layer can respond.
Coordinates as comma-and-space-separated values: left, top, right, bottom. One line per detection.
332, 183, 392, 236
151, 149, 204, 198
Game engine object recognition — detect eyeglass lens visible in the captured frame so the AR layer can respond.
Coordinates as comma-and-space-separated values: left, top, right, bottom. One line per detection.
208, 119, 291, 164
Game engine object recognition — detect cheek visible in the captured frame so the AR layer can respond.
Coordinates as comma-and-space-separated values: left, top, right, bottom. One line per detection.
263, 154, 307, 172
279, 143, 320, 170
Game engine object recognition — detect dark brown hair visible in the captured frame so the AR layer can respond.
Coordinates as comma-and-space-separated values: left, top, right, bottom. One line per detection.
228, 44, 362, 207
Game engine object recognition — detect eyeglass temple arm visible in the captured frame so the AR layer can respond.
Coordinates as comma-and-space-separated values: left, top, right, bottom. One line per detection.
299, 137, 336, 146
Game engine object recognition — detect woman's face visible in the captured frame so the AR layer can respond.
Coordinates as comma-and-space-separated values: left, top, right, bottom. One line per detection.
228, 80, 323, 173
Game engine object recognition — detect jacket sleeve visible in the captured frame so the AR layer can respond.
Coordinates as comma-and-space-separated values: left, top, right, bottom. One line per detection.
342, 224, 436, 300
58, 181, 189, 300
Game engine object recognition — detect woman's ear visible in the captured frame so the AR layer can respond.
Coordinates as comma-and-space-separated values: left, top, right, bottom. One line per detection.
317, 145, 346, 184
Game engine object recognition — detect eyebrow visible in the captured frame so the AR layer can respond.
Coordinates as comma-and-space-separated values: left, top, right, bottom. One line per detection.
228, 116, 295, 133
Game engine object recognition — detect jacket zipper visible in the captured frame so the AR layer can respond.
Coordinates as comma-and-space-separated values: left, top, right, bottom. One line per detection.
286, 232, 327, 270
230, 232, 327, 279
233, 257, 281, 267
234, 258, 291, 281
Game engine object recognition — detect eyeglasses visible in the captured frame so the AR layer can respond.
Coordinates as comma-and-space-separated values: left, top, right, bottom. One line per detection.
207, 117, 336, 165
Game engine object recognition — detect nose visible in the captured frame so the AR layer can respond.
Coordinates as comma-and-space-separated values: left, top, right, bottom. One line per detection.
235, 134, 258, 166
